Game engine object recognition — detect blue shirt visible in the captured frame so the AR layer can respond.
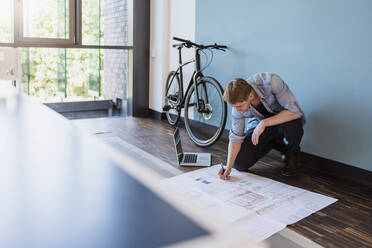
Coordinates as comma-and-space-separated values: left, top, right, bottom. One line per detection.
229, 72, 305, 143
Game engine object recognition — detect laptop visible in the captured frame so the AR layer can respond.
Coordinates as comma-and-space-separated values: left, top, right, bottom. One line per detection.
173, 128, 211, 167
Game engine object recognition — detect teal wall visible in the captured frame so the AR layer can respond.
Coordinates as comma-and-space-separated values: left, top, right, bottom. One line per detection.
196, 0, 372, 171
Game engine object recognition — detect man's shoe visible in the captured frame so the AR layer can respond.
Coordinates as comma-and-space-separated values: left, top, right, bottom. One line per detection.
281, 151, 299, 176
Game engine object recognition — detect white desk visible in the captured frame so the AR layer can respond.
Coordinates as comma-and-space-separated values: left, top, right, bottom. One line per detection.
0, 85, 262, 248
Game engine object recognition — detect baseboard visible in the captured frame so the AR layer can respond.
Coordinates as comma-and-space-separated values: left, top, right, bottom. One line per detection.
300, 152, 372, 188
45, 100, 114, 113
149, 109, 166, 120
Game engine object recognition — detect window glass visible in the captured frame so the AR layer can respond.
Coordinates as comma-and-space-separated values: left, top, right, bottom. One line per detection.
21, 48, 129, 102
23, 0, 69, 39
82, 0, 132, 46
0, 0, 13, 42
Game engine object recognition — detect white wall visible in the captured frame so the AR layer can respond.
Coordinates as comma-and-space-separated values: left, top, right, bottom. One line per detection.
149, 0, 195, 112
149, 0, 170, 112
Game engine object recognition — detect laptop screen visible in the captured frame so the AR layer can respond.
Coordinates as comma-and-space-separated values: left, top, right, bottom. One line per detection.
173, 128, 183, 163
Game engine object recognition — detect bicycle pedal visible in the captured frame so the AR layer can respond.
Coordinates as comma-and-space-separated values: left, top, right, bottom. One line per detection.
163, 105, 171, 111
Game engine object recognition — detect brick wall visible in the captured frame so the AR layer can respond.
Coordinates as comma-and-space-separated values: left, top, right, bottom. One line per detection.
103, 0, 128, 101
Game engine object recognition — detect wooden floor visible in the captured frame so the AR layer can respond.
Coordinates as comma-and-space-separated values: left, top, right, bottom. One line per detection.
72, 116, 372, 248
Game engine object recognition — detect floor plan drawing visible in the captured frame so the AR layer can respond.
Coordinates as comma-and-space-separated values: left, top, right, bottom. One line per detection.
163, 165, 338, 242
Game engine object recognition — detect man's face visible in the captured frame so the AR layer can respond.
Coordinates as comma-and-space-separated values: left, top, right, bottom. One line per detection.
232, 99, 250, 113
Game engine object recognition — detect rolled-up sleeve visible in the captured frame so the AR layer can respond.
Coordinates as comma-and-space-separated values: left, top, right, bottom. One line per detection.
270, 75, 304, 117
229, 109, 246, 143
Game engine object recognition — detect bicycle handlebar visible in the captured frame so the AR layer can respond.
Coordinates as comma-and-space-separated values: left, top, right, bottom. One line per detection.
172, 37, 227, 51
173, 37, 195, 45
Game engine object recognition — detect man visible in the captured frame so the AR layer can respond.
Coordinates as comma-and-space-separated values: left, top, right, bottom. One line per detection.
218, 72, 305, 179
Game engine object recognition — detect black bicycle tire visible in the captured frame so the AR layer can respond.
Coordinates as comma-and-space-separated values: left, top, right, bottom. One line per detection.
165, 71, 181, 126
184, 77, 227, 147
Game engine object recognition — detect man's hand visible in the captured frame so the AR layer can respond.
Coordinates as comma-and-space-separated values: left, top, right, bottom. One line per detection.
252, 120, 266, 146
218, 167, 232, 180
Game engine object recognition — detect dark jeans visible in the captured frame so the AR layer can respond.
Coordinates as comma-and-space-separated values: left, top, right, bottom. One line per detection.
234, 118, 304, 172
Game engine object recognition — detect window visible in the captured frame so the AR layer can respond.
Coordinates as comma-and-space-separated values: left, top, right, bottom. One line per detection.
21, 48, 130, 102
0, 0, 13, 43
1, 0, 133, 103
20, 0, 74, 43
82, 0, 132, 46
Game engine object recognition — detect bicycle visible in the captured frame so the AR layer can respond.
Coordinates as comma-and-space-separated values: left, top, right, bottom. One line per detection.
163, 37, 227, 147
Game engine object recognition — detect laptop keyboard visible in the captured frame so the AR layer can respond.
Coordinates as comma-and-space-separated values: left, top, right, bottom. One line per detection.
183, 154, 198, 164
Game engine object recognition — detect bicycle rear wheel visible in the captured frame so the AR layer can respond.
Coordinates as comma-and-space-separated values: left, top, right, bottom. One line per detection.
164, 71, 181, 126
184, 77, 227, 147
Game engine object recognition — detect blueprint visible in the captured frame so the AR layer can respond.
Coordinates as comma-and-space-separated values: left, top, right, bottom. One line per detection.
163, 165, 337, 242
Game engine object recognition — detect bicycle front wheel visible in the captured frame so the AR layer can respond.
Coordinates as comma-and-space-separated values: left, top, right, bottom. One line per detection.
184, 77, 227, 147
164, 71, 181, 126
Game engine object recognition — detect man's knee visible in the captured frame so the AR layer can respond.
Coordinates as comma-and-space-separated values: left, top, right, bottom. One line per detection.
233, 143, 258, 171
234, 159, 256, 172
281, 118, 304, 135
284, 118, 302, 127
234, 161, 253, 172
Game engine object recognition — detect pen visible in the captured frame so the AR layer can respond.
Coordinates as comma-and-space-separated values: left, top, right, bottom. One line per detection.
220, 164, 226, 179
220, 164, 225, 174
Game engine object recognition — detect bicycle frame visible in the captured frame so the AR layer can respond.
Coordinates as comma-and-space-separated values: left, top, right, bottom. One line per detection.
167, 47, 207, 110
165, 37, 227, 147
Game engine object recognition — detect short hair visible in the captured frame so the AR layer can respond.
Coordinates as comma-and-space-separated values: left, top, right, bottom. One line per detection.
223, 78, 252, 104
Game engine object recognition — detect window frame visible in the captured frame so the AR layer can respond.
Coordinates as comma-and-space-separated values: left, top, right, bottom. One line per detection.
0, 0, 133, 50
0, 0, 147, 118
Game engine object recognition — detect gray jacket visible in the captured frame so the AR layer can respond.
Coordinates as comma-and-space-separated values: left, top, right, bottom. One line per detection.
229, 72, 305, 143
